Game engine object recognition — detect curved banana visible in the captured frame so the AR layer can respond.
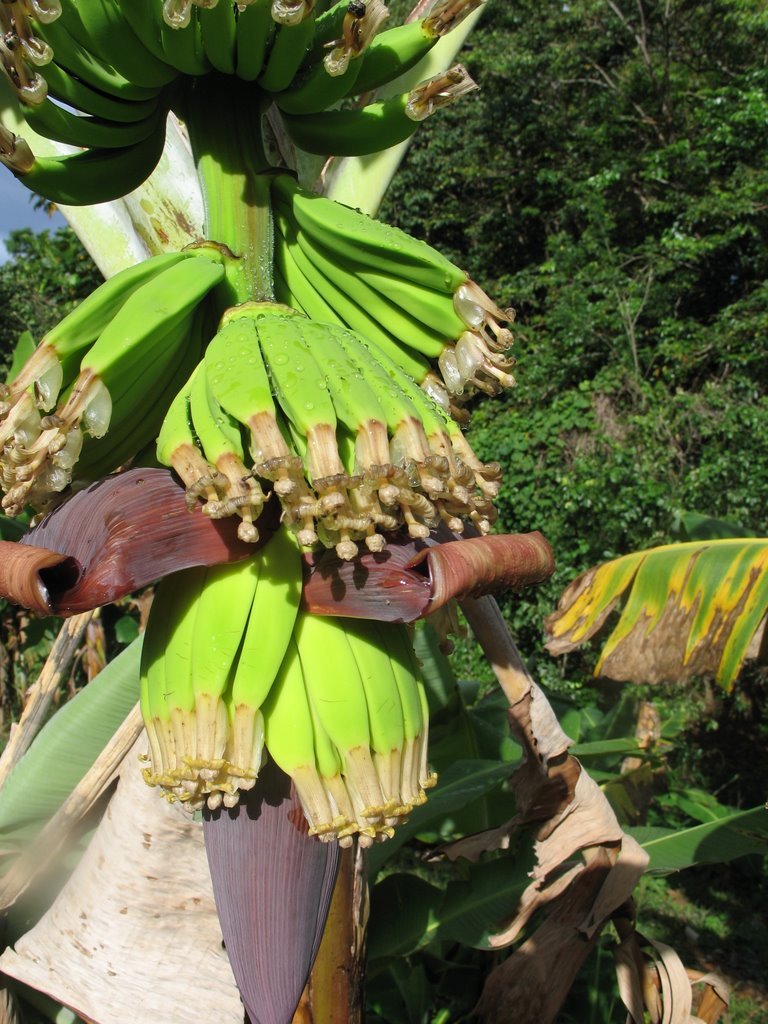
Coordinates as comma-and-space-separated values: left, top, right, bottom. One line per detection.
294, 611, 388, 843
1, 118, 167, 206
272, 172, 467, 293
261, 634, 338, 835
22, 98, 165, 150
226, 525, 303, 799
198, 0, 236, 74
275, 0, 389, 115
55, 0, 179, 89
189, 354, 266, 539
348, 0, 482, 96
257, 7, 316, 94
186, 557, 261, 808
235, 0, 275, 81
343, 617, 406, 819
280, 65, 477, 155
38, 59, 161, 121
205, 307, 316, 539
34, 15, 161, 101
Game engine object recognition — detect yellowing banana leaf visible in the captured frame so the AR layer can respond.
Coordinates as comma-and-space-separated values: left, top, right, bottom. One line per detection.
545, 539, 768, 689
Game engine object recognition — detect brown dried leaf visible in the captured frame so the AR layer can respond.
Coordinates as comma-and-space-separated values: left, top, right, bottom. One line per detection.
0, 739, 243, 1024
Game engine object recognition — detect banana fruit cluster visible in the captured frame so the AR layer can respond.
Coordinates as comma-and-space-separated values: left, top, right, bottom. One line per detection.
1, 0, 483, 205
272, 172, 516, 409
141, 526, 434, 845
155, 301, 503, 559
0, 247, 224, 515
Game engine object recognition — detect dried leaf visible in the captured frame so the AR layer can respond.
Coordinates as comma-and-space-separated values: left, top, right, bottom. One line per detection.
0, 739, 243, 1024
545, 540, 768, 689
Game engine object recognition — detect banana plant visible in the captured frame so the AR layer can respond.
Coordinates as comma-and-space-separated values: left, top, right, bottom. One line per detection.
0, 3, 666, 1023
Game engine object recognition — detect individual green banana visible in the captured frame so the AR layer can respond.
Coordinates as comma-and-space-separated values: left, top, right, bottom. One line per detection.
343, 618, 406, 819
1, 119, 167, 206
257, 6, 316, 93
186, 557, 261, 808
141, 566, 209, 801
255, 311, 345, 483
293, 225, 448, 359
280, 65, 476, 154
347, 0, 482, 96
156, 363, 221, 505
38, 59, 161, 121
226, 526, 303, 799
189, 353, 266, 540
34, 15, 161, 100
159, 0, 212, 75
261, 634, 337, 835
74, 317, 206, 486
275, 0, 389, 115
279, 91, 417, 155
272, 172, 467, 293
140, 572, 183, 792
386, 623, 434, 806
235, 0, 275, 80
116, 0, 172, 66
205, 306, 315, 534
22, 97, 165, 150
294, 611, 388, 843
55, 0, 179, 89
198, 0, 237, 74
354, 265, 467, 339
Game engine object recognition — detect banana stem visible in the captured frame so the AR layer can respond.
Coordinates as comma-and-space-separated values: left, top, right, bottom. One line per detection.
292, 843, 368, 1024
182, 77, 275, 305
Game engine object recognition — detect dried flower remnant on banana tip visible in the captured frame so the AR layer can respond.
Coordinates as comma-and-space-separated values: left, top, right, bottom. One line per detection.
0, 0, 55, 106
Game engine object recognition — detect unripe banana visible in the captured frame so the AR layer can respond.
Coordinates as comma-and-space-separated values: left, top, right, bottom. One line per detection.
275, 0, 388, 114
0, 117, 167, 206
280, 65, 477, 155
294, 611, 388, 844
225, 525, 303, 799
235, 0, 275, 80
261, 635, 338, 835
271, 171, 467, 293
348, 0, 482, 96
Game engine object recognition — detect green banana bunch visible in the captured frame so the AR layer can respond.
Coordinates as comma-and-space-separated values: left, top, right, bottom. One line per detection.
141, 525, 302, 811
154, 300, 502, 553
263, 611, 435, 846
0, 247, 225, 516
272, 172, 516, 405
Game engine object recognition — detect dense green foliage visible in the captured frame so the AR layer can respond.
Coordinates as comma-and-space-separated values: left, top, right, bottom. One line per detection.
383, 0, 768, 685
0, 227, 102, 377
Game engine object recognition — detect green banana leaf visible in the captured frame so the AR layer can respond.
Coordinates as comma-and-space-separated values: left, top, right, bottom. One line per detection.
0, 637, 142, 856
545, 539, 768, 689
674, 511, 757, 542
631, 804, 768, 873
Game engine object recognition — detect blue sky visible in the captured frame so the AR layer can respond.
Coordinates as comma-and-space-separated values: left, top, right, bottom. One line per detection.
0, 172, 66, 263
